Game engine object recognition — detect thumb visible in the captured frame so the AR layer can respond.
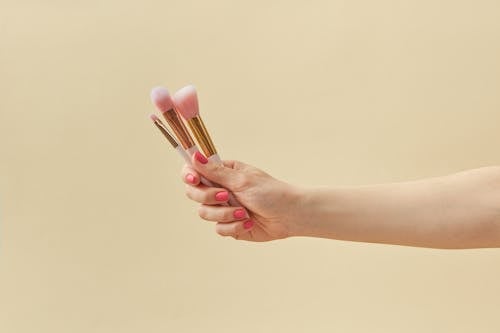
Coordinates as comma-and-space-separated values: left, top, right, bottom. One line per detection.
192, 151, 242, 190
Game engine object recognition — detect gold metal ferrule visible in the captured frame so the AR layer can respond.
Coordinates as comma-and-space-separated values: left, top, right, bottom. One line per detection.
162, 109, 195, 149
187, 116, 217, 157
153, 119, 179, 148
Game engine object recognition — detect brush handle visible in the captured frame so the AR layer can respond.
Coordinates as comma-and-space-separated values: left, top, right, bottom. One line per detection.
175, 145, 191, 164
208, 154, 242, 207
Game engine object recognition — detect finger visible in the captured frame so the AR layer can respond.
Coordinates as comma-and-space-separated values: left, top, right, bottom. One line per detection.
191, 152, 244, 190
215, 219, 255, 238
181, 164, 200, 186
197, 205, 249, 223
185, 184, 230, 205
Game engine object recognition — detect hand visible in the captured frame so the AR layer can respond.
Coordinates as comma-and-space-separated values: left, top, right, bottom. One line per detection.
181, 152, 304, 241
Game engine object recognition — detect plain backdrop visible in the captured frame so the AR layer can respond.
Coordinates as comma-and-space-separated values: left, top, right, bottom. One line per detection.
1, 0, 500, 332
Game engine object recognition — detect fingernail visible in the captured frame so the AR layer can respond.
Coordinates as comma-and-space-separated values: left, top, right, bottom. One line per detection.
194, 151, 208, 164
215, 191, 229, 202
186, 174, 195, 184
243, 220, 254, 230
233, 209, 246, 219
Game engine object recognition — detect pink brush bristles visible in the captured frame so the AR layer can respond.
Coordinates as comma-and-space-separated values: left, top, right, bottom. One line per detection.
150, 87, 175, 113
173, 85, 199, 120
149, 114, 160, 122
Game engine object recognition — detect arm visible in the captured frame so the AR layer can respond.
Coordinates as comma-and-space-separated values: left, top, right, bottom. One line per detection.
296, 167, 500, 248
182, 153, 500, 249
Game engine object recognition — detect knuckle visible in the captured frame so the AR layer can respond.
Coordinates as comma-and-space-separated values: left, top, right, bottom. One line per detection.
215, 225, 231, 237
215, 227, 226, 237
197, 206, 208, 219
185, 189, 193, 200
213, 164, 229, 178
213, 164, 224, 173
180, 165, 190, 177
185, 187, 201, 202
201, 192, 212, 204
232, 175, 250, 191
223, 209, 234, 222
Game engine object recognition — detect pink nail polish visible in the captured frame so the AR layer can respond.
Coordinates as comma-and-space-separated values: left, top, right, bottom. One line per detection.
186, 174, 195, 184
243, 220, 254, 230
194, 151, 208, 164
233, 209, 246, 219
215, 191, 229, 202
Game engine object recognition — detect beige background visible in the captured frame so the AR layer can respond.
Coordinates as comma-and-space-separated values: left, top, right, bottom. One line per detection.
1, 0, 500, 332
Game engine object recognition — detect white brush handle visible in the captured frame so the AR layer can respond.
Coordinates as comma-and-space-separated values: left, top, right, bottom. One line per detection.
208, 153, 242, 207
175, 145, 191, 164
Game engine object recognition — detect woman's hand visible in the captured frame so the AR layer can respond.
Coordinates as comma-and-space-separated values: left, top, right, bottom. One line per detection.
181, 152, 305, 241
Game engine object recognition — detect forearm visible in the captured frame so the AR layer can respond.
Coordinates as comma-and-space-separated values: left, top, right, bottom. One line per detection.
293, 167, 500, 248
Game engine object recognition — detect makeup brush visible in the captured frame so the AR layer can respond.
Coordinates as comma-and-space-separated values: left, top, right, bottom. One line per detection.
173, 85, 242, 207
150, 87, 215, 188
172, 85, 223, 164
149, 114, 190, 163
150, 87, 200, 156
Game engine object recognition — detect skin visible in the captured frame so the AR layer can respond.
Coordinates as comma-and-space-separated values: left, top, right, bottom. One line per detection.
182, 154, 500, 249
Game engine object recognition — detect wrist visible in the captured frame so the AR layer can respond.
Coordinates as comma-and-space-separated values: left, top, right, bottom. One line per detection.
286, 186, 330, 238
287, 186, 343, 239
